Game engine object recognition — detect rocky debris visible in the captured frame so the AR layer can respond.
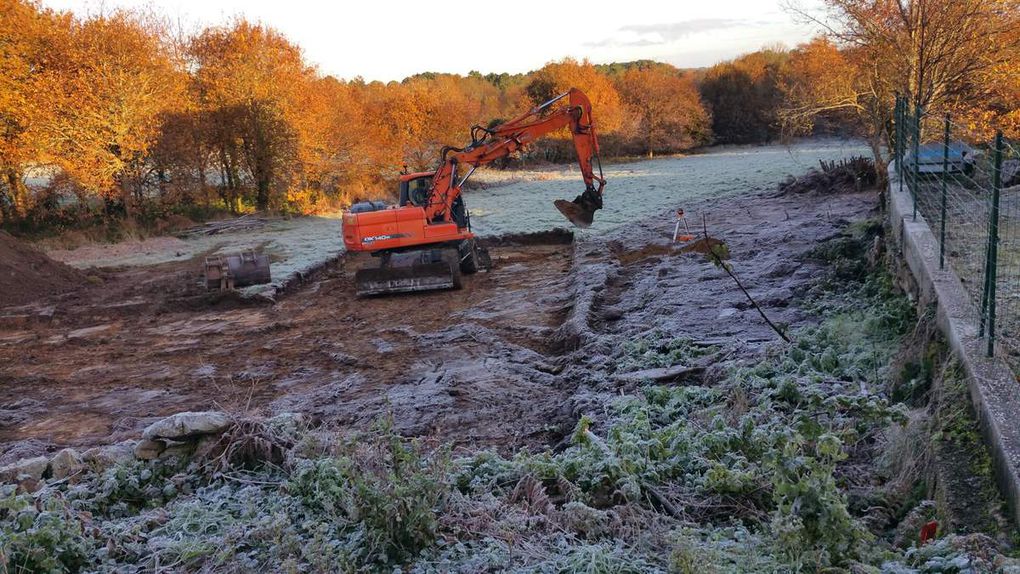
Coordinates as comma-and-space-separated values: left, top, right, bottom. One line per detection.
143, 411, 231, 441
82, 440, 138, 471
158, 440, 195, 460
614, 364, 705, 385
49, 448, 84, 480
0, 410, 247, 491
0, 456, 49, 492
134, 439, 167, 460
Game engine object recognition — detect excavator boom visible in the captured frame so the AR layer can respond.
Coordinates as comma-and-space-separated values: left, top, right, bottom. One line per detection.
342, 88, 606, 296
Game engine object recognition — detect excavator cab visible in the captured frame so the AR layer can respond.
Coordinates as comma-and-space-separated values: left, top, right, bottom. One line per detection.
398, 174, 433, 207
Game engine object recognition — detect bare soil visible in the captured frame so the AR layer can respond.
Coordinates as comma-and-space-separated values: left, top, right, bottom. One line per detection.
0, 231, 86, 308
0, 188, 878, 461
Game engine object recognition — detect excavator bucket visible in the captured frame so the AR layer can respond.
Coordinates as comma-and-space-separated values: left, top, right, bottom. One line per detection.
554, 188, 603, 229
354, 249, 460, 297
554, 199, 597, 228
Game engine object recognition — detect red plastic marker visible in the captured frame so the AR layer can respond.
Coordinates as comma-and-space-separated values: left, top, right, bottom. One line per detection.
919, 520, 938, 545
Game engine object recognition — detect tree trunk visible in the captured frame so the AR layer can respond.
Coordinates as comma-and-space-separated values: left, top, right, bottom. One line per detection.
119, 179, 136, 221
256, 173, 270, 212
5, 168, 27, 219
868, 135, 889, 187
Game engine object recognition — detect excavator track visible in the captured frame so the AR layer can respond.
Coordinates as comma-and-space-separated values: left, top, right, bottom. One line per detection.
355, 249, 460, 297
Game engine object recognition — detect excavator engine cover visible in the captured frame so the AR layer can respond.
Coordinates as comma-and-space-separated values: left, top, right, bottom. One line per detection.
355, 248, 460, 297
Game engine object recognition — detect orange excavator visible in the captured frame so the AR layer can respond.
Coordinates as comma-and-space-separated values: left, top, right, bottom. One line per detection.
342, 88, 606, 296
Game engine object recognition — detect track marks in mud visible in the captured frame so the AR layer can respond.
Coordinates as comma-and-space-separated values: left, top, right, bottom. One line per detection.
0, 241, 580, 454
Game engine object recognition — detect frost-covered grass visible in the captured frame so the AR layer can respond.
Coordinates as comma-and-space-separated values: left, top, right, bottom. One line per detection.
46, 215, 343, 297
3, 227, 1015, 573
466, 139, 870, 237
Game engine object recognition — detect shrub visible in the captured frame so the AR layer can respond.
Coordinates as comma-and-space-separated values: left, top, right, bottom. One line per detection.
0, 487, 93, 573
288, 421, 450, 566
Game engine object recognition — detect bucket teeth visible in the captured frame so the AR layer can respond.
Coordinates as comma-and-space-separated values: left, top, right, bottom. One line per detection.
355, 262, 455, 297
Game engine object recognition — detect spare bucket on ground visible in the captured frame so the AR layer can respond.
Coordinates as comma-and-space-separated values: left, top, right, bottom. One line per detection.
205, 251, 271, 290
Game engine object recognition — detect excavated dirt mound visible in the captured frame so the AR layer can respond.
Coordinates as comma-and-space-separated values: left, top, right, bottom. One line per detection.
0, 231, 85, 308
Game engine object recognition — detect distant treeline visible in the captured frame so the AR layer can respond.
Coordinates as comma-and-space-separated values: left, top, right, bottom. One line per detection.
1, 0, 1016, 230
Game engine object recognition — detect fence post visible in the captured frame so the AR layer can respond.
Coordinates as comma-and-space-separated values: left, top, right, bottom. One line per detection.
912, 104, 922, 220
897, 97, 904, 193
939, 114, 949, 270
986, 131, 1004, 357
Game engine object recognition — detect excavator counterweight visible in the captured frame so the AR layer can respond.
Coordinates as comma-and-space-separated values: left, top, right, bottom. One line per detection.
342, 88, 605, 296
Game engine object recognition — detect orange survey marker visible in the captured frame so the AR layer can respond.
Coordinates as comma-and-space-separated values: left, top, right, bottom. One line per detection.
673, 209, 694, 242
919, 520, 938, 545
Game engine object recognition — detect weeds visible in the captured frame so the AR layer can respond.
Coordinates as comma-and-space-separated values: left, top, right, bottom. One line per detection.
0, 487, 92, 573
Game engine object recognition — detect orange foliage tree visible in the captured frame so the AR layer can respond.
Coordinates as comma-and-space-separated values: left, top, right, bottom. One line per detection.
615, 66, 711, 157
39, 11, 188, 218
526, 59, 624, 135
0, 0, 67, 220
782, 0, 1020, 169
189, 20, 314, 212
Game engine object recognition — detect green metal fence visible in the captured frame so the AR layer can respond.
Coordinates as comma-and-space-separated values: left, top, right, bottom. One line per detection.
893, 95, 1020, 365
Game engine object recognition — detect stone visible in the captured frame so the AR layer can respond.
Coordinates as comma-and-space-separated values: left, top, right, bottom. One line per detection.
268, 412, 308, 434
0, 456, 49, 486
157, 440, 195, 460
49, 448, 84, 480
142, 411, 232, 441
134, 439, 166, 460
82, 440, 137, 470
329, 352, 358, 366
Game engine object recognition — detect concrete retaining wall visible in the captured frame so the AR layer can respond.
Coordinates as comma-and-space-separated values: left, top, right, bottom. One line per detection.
886, 164, 1020, 527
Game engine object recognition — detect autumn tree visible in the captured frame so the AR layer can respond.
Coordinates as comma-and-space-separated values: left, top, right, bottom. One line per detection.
0, 0, 66, 221
37, 11, 187, 218
615, 66, 711, 157
189, 20, 314, 211
699, 48, 788, 144
779, 38, 863, 139
782, 0, 1020, 170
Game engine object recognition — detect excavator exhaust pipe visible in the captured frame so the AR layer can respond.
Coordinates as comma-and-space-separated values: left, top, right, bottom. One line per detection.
554, 187, 603, 229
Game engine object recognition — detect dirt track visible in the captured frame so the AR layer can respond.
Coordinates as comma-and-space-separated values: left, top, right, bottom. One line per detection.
0, 184, 878, 462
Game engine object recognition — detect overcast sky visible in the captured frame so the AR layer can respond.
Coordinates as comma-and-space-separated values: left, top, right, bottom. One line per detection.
42, 0, 828, 81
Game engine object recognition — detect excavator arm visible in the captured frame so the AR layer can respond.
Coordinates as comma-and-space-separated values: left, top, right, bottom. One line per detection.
420, 88, 606, 228
342, 87, 607, 296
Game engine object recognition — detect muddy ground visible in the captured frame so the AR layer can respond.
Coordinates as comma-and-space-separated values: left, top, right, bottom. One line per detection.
0, 186, 877, 463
